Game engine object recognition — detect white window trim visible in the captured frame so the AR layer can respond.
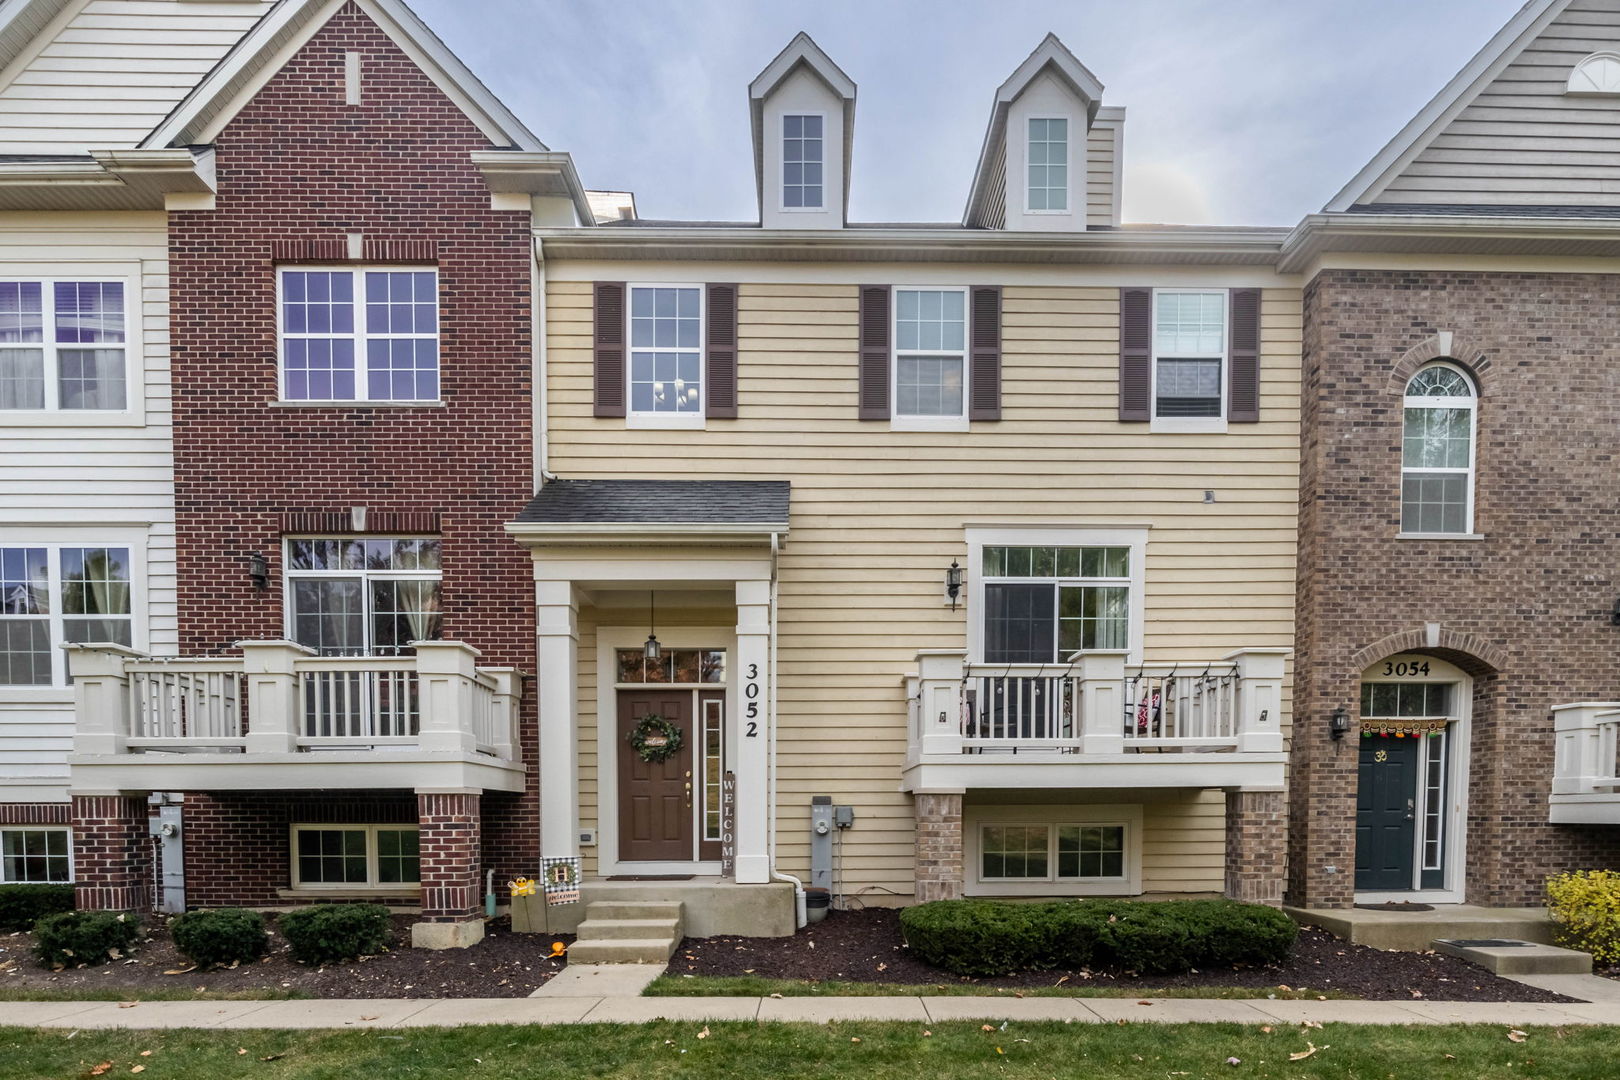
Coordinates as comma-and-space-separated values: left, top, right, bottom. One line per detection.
890, 285, 970, 433
965, 804, 1143, 897
1150, 287, 1229, 434
0, 825, 73, 884
0, 531, 147, 693
625, 281, 706, 430
280, 536, 442, 657
1399, 362, 1477, 537
965, 525, 1148, 665
1023, 114, 1073, 217
779, 111, 827, 213
0, 266, 143, 428
276, 265, 441, 405
288, 823, 421, 891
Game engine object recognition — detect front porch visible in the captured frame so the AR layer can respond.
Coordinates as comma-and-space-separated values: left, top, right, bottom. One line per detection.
1550, 702, 1620, 824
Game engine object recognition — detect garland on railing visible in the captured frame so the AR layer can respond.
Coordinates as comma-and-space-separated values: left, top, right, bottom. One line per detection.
627, 714, 683, 763
1360, 718, 1448, 738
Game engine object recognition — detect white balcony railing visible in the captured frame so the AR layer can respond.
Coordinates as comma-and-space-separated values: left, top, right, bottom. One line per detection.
1550, 702, 1620, 824
907, 648, 1286, 767
70, 640, 521, 762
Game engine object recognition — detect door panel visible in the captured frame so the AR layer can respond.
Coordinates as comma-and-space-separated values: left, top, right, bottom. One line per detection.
618, 691, 694, 862
1356, 737, 1418, 891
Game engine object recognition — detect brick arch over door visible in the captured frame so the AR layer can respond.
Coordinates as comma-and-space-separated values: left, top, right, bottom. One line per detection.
1386, 332, 1492, 396
1349, 627, 1506, 678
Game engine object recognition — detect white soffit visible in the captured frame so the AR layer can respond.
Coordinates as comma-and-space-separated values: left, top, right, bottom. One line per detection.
1323, 0, 1570, 211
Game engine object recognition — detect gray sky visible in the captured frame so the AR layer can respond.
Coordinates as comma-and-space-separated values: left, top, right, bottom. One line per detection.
413, 0, 1526, 226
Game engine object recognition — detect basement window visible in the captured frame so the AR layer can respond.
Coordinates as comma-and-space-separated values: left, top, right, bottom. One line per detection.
290, 824, 419, 890
0, 827, 71, 883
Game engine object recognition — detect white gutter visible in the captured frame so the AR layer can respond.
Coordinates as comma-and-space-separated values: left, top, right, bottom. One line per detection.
1279, 211, 1620, 273
765, 530, 806, 928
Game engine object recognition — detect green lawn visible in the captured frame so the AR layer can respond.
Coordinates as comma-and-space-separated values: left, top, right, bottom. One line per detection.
0, 1022, 1613, 1080
644, 974, 1354, 999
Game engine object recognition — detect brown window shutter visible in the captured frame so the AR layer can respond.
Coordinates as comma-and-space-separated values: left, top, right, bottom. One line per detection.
969, 285, 1002, 421
858, 285, 891, 420
593, 281, 626, 418
706, 283, 738, 419
1118, 287, 1152, 422
1228, 288, 1261, 423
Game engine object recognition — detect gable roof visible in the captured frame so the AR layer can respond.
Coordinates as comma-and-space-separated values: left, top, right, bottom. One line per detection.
963, 33, 1105, 228
142, 0, 545, 151
1324, 0, 1571, 211
748, 32, 856, 223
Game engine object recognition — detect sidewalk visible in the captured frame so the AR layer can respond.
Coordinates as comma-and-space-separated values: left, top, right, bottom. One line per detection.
4, 996, 1620, 1029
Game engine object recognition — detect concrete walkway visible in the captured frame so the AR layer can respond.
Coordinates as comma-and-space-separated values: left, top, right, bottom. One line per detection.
6, 996, 1620, 1029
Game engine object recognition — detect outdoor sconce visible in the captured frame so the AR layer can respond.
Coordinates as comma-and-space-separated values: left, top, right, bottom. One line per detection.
247, 553, 269, 591
643, 590, 661, 661
945, 560, 964, 610
1329, 706, 1352, 741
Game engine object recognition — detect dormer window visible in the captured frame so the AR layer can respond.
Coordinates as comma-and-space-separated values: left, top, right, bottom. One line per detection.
1027, 117, 1068, 212
783, 114, 824, 210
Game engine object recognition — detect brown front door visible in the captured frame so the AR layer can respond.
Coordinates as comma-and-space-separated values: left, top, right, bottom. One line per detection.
618, 689, 694, 862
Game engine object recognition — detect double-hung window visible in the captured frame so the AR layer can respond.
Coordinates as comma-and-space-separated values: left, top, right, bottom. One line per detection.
893, 287, 967, 429
979, 544, 1130, 663
628, 284, 703, 425
0, 544, 133, 686
285, 538, 442, 657
783, 114, 824, 209
1400, 364, 1476, 535
1027, 117, 1068, 212
291, 824, 419, 890
279, 267, 439, 402
0, 827, 71, 883
0, 279, 127, 411
1152, 289, 1227, 426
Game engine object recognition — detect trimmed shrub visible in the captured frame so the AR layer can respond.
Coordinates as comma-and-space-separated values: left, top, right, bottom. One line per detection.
900, 898, 1296, 977
0, 883, 75, 932
278, 904, 391, 966
1547, 869, 1620, 965
170, 907, 269, 969
31, 910, 141, 969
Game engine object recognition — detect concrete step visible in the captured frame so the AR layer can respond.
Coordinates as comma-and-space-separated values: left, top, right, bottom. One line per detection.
575, 917, 681, 941
1433, 938, 1593, 976
585, 901, 684, 923
568, 937, 681, 965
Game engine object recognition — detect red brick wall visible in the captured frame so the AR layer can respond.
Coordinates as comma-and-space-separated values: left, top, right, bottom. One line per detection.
0, 803, 70, 826
71, 796, 151, 911
166, 2, 538, 887
1224, 790, 1285, 906
417, 792, 480, 922
181, 791, 416, 907
1292, 268, 1620, 907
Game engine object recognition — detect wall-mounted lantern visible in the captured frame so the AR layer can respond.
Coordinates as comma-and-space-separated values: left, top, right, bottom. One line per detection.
247, 553, 269, 591
1329, 706, 1352, 741
945, 560, 964, 610
644, 590, 661, 661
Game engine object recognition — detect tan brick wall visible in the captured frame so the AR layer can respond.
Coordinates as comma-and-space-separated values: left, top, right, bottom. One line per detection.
914, 793, 963, 903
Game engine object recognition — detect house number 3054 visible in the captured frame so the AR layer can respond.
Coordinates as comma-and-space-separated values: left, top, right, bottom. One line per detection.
744, 663, 761, 737
1381, 660, 1431, 677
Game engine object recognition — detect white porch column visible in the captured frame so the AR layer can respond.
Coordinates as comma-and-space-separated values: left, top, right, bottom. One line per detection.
1228, 648, 1288, 754
734, 578, 771, 884
537, 580, 580, 860
1079, 651, 1126, 754
67, 644, 140, 755
414, 640, 482, 755
916, 650, 966, 757
238, 640, 309, 753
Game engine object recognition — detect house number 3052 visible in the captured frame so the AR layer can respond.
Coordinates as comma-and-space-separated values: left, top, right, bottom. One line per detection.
1381, 660, 1431, 677
744, 663, 761, 737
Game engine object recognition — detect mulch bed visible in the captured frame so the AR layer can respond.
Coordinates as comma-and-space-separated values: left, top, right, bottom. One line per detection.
670, 907, 1576, 1003
0, 915, 573, 999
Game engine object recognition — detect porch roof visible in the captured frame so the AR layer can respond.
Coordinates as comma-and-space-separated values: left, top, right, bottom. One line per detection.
514, 479, 790, 529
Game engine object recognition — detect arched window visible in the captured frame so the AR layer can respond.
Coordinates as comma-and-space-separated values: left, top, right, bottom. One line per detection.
1568, 51, 1620, 96
1401, 363, 1475, 535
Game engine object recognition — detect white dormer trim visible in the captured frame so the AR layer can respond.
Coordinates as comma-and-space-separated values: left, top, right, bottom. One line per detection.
749, 32, 856, 228
1323, 0, 1569, 211
962, 33, 1105, 229
142, 0, 547, 152
1566, 51, 1620, 96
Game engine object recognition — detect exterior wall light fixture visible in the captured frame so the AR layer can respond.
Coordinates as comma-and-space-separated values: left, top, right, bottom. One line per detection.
945, 560, 964, 610
644, 590, 661, 661
1329, 706, 1352, 740
247, 553, 269, 591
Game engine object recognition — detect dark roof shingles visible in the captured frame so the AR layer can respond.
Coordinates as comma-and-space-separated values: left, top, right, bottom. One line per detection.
515, 478, 790, 525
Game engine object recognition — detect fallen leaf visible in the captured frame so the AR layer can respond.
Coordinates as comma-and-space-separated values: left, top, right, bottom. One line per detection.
89, 1064, 112, 1077
768, 993, 783, 999
237, 1049, 248, 1056
131, 1067, 145, 1074
1508, 1029, 1528, 1044
851, 1037, 861, 1044
358, 1015, 379, 1022
138, 1051, 152, 1057
260, 1054, 285, 1062
1260, 1026, 1274, 1034
163, 967, 196, 976
981, 1024, 995, 1032
697, 1027, 710, 1040
1136, 1000, 1153, 1006
922, 1030, 932, 1037
995, 1047, 1003, 1055
1410, 989, 1424, 999
1289, 1042, 1327, 1061
1226, 1058, 1241, 1066
117, 1002, 138, 1010
108, 949, 122, 960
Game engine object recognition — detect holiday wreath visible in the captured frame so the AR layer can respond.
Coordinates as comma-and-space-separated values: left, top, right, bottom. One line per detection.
627, 714, 683, 763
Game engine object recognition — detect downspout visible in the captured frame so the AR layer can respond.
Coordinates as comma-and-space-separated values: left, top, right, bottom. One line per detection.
766, 530, 807, 928
532, 234, 555, 486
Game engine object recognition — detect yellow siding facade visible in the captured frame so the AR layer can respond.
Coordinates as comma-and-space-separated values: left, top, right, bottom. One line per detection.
543, 265, 1302, 899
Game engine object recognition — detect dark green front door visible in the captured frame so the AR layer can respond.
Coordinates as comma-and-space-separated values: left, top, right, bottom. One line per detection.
1356, 737, 1418, 891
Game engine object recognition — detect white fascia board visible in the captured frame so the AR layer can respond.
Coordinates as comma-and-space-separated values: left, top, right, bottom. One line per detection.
900, 754, 1288, 794
67, 753, 529, 794
1280, 211, 1620, 272
90, 148, 216, 192
1323, 0, 1569, 211
144, 0, 545, 152
505, 522, 789, 546
471, 150, 593, 222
